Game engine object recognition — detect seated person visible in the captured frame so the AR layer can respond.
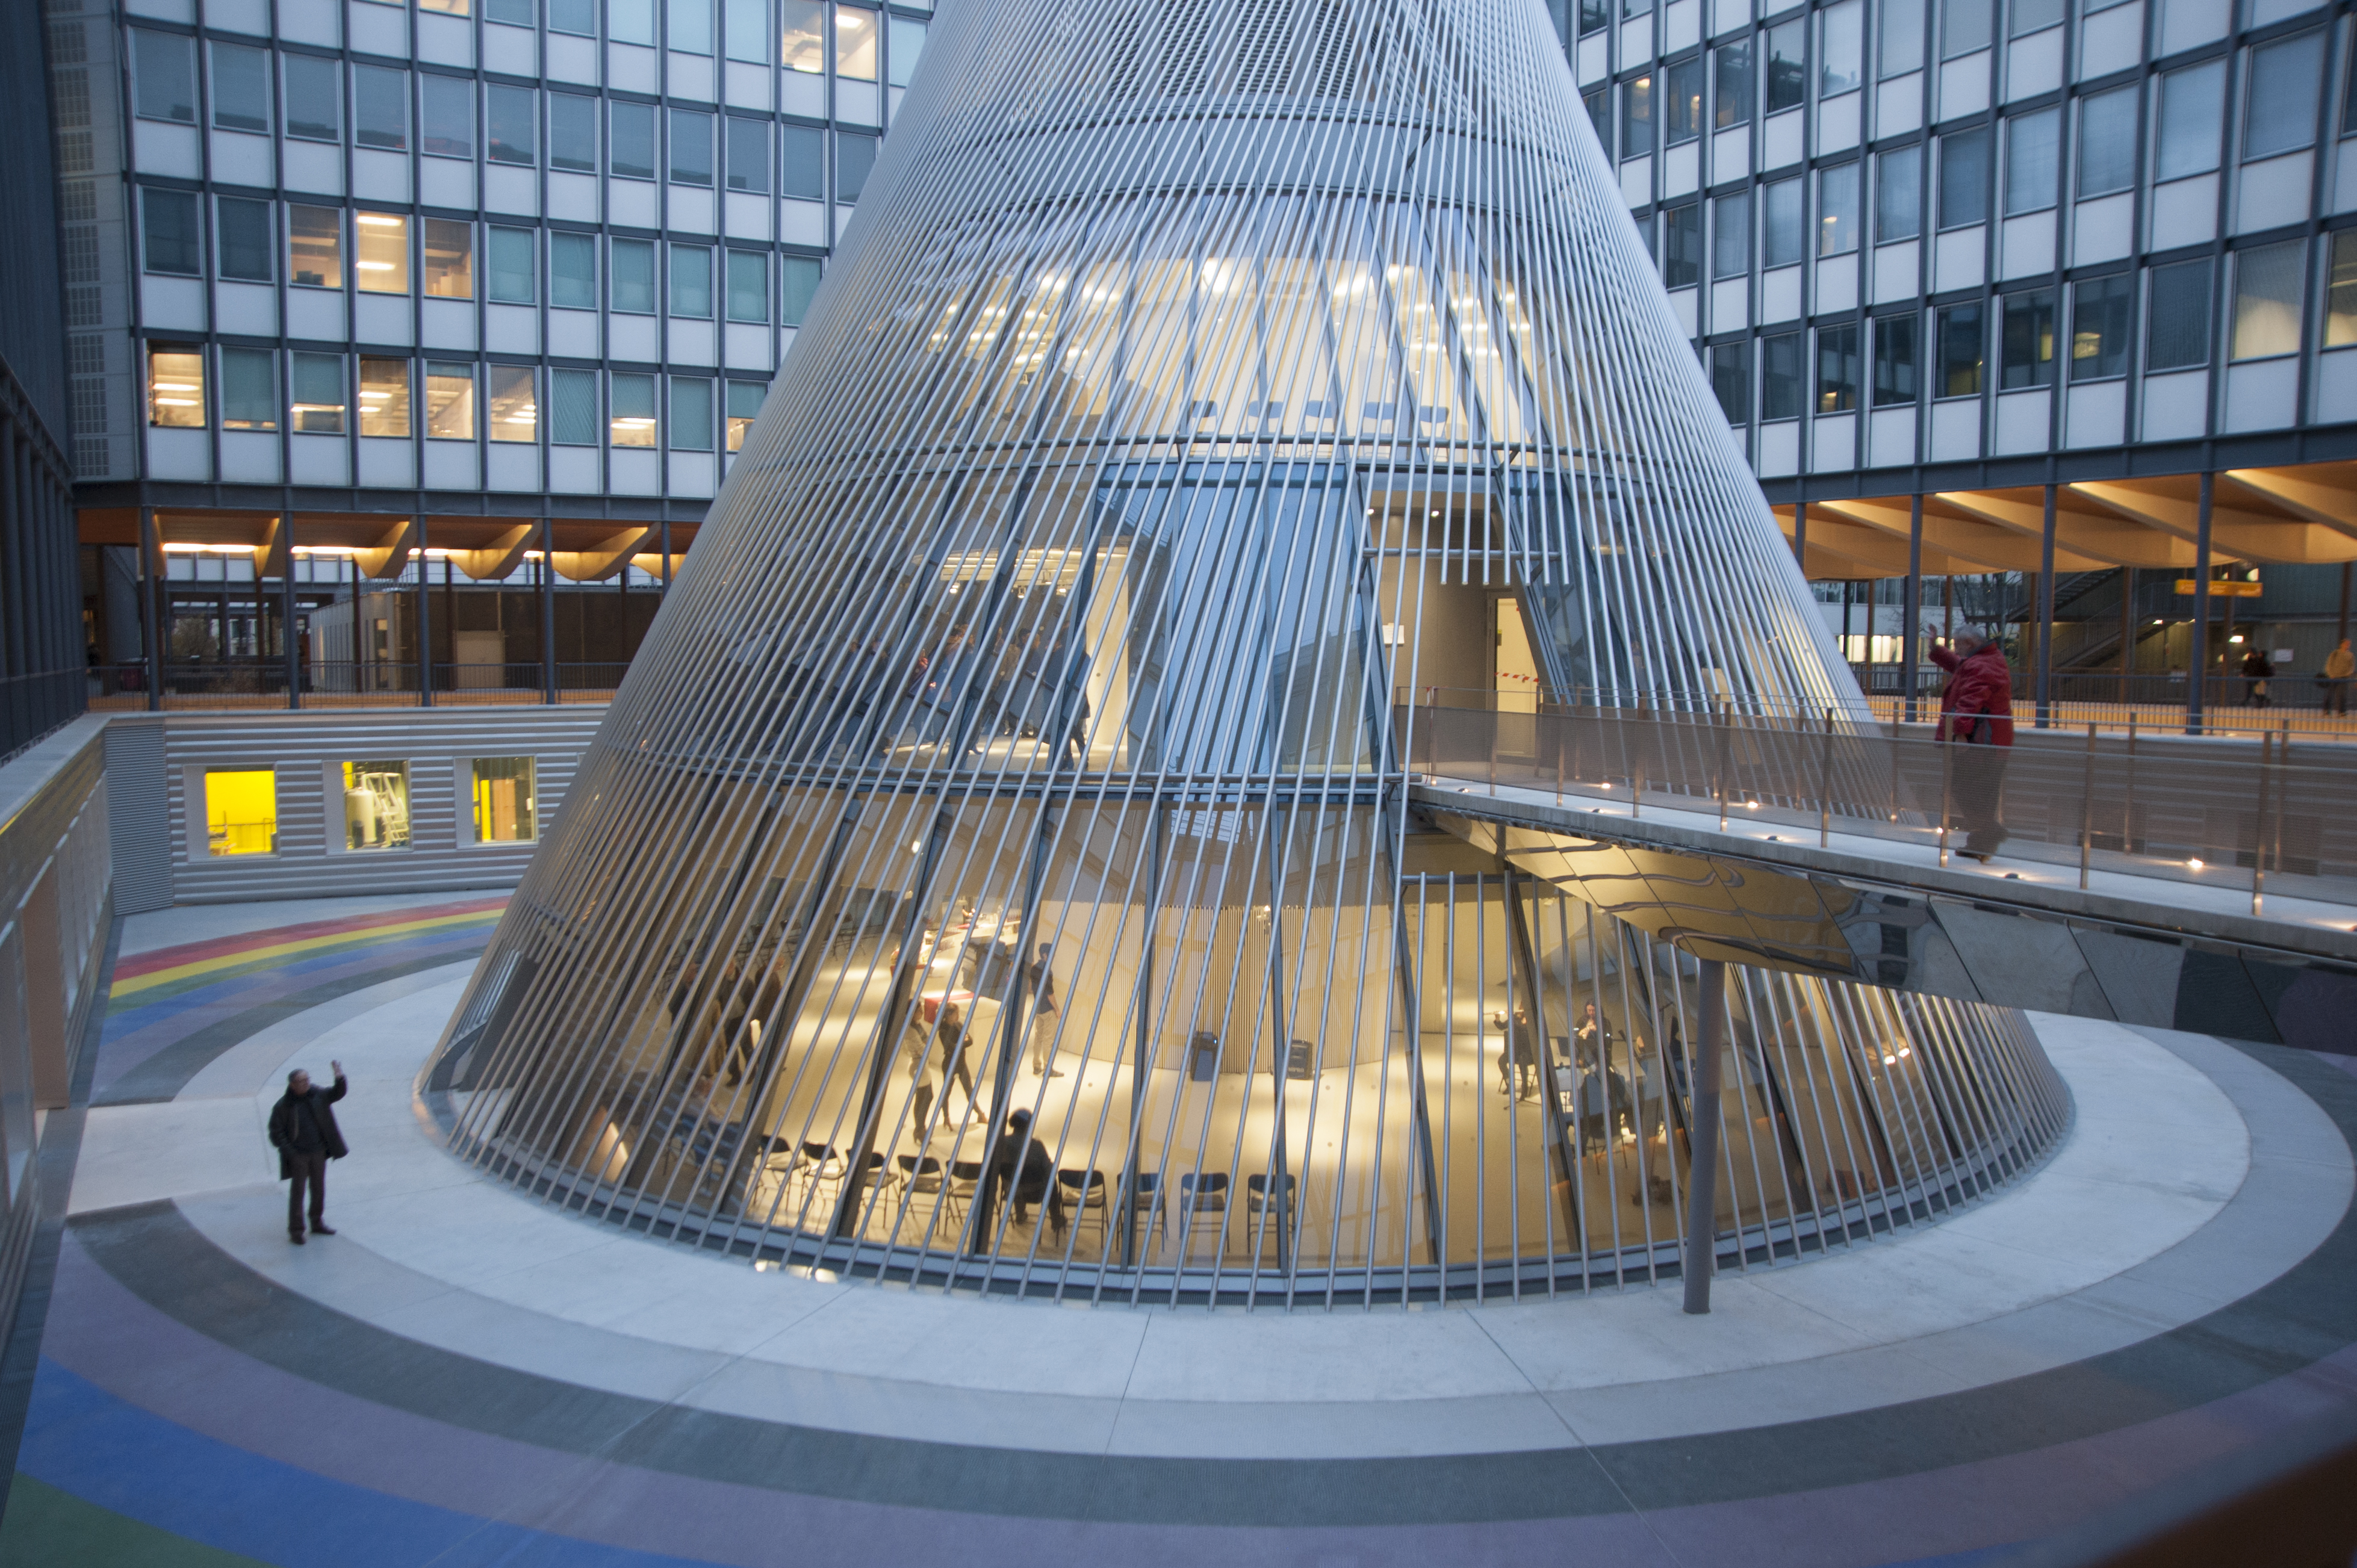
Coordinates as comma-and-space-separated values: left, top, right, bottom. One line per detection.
987, 1109, 1067, 1242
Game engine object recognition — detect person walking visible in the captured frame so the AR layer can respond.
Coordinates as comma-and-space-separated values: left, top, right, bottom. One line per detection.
2323, 638, 2353, 716
268, 1062, 348, 1244
910, 1000, 978, 1136
1027, 943, 1064, 1077
1929, 632, 2015, 862
2241, 645, 2273, 708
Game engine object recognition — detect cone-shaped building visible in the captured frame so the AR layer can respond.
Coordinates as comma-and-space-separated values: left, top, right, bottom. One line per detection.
424, 0, 2064, 1304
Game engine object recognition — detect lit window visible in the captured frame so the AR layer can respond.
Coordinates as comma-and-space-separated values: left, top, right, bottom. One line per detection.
725, 380, 765, 451
489, 364, 538, 442
424, 218, 474, 299
835, 4, 877, 80
359, 358, 411, 437
356, 212, 410, 293
292, 353, 346, 434
471, 757, 536, 843
290, 206, 343, 288
148, 346, 206, 428
781, 0, 825, 72
205, 769, 278, 857
340, 761, 411, 851
426, 362, 476, 439
610, 373, 658, 447
420, 0, 471, 14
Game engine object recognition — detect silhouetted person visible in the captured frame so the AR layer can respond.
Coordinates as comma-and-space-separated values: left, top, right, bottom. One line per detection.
2242, 645, 2273, 708
988, 1109, 1066, 1243
2325, 639, 2353, 716
269, 1062, 348, 1244
1930, 632, 2015, 861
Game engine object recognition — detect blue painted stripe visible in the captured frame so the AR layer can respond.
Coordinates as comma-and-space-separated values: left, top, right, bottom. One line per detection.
17, 1360, 721, 1568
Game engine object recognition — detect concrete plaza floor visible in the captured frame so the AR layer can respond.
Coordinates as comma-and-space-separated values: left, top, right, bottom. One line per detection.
2, 891, 2354, 1566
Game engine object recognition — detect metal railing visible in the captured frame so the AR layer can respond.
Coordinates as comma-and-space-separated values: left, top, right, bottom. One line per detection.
89, 662, 632, 710
1403, 699, 2357, 915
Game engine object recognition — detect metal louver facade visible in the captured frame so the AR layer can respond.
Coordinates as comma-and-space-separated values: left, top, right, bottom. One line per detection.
423, 0, 2067, 1306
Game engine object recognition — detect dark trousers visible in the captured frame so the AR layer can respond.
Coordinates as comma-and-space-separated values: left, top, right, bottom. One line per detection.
1950, 744, 2010, 851
286, 1150, 328, 1235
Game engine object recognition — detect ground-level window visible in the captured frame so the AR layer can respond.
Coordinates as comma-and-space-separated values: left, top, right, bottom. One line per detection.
472, 757, 536, 843
205, 769, 277, 856
341, 760, 411, 851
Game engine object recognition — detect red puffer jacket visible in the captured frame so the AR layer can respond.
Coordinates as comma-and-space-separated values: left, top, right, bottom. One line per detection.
1931, 643, 2014, 746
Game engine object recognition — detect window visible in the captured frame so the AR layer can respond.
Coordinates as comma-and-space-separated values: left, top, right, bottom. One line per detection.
1880, 0, 1925, 78
133, 32, 196, 123
424, 218, 473, 299
726, 380, 765, 450
2004, 107, 2058, 215
204, 770, 277, 857
217, 197, 273, 282
1714, 40, 1753, 128
1819, 0, 1863, 96
836, 4, 878, 79
610, 0, 655, 45
670, 107, 713, 185
1875, 146, 1921, 243
1763, 177, 1804, 265
1580, 0, 1609, 34
837, 132, 878, 201
1626, 0, 1651, 20
1761, 330, 1804, 418
2231, 241, 2303, 360
356, 213, 409, 293
671, 376, 713, 450
1818, 163, 1860, 255
726, 117, 769, 192
2070, 274, 2133, 380
610, 373, 657, 445
220, 348, 276, 431
2077, 85, 2137, 197
488, 365, 537, 442
2010, 0, 2060, 37
1942, 0, 1992, 58
782, 0, 825, 72
2000, 288, 2055, 387
475, 228, 532, 304
289, 206, 341, 287
356, 65, 408, 150
2146, 259, 2212, 369
781, 125, 827, 199
888, 15, 926, 85
726, 250, 768, 320
727, 0, 768, 60
1660, 203, 1702, 287
2155, 61, 2225, 181
550, 0, 594, 33
359, 358, 411, 436
488, 85, 536, 165
669, 0, 713, 53
426, 362, 475, 438
211, 43, 271, 133
148, 346, 205, 427
550, 94, 598, 172
420, 0, 471, 16
470, 757, 536, 843
1935, 302, 1984, 395
291, 353, 346, 434
612, 239, 656, 312
1665, 56, 1703, 146
2244, 37, 2322, 162
2328, 232, 2357, 350
1621, 73, 1653, 157
421, 74, 474, 159
143, 189, 200, 276
1583, 86, 1612, 158
781, 256, 822, 324
550, 369, 598, 444
670, 243, 713, 317
612, 101, 657, 179
1873, 313, 1919, 404
1765, 20, 1807, 113
1710, 339, 1751, 423
551, 232, 597, 308
285, 55, 340, 140
340, 763, 411, 852
488, 0, 533, 20
1939, 126, 1990, 228
1817, 323, 1861, 412
1712, 191, 1751, 279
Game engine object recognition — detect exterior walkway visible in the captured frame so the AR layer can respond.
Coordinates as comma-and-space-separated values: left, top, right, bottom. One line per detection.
4, 893, 2356, 1566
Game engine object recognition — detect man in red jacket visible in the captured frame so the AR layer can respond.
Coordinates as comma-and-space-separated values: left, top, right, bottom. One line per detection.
1930, 632, 2014, 861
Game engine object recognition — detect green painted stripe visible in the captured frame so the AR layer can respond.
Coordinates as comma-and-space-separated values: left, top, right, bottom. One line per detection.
0, 1475, 272, 1568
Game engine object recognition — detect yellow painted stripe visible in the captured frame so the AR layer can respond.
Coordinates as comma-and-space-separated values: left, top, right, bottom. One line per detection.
110, 908, 502, 999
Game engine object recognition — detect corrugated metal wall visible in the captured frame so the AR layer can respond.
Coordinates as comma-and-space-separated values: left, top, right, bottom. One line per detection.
156, 707, 607, 903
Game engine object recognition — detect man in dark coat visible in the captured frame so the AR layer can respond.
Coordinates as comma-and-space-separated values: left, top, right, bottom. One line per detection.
269, 1062, 348, 1244
1930, 633, 2015, 861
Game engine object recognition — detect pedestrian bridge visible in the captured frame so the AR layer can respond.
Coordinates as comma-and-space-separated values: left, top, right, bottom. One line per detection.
1404, 702, 2356, 1052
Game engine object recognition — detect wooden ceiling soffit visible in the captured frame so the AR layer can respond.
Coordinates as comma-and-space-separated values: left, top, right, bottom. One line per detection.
1775, 512, 1977, 577
1810, 498, 2103, 572
2068, 481, 2357, 565
2222, 468, 2357, 541
356, 518, 417, 579
450, 524, 536, 581
1933, 489, 2194, 568
551, 526, 656, 582
249, 516, 290, 578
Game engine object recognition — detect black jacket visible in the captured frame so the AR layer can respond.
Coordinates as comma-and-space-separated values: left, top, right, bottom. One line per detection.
269, 1077, 349, 1177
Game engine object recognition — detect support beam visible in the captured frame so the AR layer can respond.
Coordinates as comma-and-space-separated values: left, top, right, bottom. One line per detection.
2190, 473, 2213, 735
2221, 466, 2357, 541
1936, 488, 2193, 568
1903, 495, 1922, 722
1815, 497, 2099, 572
539, 521, 557, 705
415, 513, 433, 707
2037, 486, 2057, 729
354, 517, 418, 578
138, 504, 162, 711
550, 525, 657, 582
2070, 480, 2357, 565
279, 515, 299, 710
448, 522, 536, 581
1682, 958, 1728, 1316
1791, 498, 1806, 571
